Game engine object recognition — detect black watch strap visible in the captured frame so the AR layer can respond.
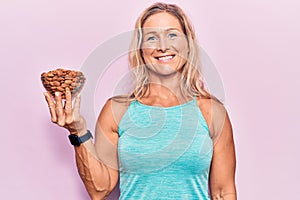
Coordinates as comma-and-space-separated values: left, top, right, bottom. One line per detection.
68, 130, 93, 146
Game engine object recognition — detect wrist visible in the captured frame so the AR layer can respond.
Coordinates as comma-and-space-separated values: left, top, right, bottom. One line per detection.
69, 128, 87, 136
68, 130, 93, 147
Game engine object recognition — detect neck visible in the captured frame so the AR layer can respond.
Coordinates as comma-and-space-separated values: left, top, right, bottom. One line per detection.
146, 71, 187, 100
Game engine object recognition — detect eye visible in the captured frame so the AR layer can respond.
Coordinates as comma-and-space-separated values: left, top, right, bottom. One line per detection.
168, 33, 177, 39
147, 36, 157, 41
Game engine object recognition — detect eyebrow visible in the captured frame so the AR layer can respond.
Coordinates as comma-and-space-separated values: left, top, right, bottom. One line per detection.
143, 28, 181, 36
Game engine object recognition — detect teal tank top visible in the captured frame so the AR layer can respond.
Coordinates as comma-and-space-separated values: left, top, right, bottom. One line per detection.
117, 96, 213, 199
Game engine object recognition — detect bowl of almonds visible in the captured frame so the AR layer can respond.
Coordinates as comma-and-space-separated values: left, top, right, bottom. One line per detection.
41, 68, 86, 99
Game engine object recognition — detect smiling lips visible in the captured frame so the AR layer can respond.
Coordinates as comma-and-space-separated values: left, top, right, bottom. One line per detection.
155, 55, 175, 62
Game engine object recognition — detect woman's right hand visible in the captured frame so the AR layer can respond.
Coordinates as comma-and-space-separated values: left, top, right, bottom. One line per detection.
43, 87, 87, 136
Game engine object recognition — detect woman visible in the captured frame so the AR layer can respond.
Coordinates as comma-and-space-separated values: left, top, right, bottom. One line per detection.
44, 2, 237, 200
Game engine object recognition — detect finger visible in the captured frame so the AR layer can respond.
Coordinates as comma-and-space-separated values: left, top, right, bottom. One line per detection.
73, 94, 81, 122
43, 92, 57, 123
54, 91, 65, 126
65, 87, 73, 124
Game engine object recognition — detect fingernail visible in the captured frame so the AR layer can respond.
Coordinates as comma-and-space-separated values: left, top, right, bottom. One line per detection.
55, 92, 59, 96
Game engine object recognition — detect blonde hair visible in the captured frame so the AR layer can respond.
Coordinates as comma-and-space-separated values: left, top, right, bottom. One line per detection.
114, 2, 221, 104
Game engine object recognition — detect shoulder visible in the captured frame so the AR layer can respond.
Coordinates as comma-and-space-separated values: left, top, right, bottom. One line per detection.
196, 95, 226, 119
109, 95, 132, 117
99, 95, 132, 133
196, 95, 225, 109
195, 96, 212, 127
195, 96, 227, 142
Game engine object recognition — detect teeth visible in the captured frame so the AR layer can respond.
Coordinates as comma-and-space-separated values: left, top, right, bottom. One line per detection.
158, 55, 173, 61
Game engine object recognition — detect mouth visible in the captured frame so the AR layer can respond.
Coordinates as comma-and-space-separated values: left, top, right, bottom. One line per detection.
154, 54, 175, 62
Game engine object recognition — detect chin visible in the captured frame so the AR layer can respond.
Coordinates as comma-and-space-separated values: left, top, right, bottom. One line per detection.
152, 66, 179, 76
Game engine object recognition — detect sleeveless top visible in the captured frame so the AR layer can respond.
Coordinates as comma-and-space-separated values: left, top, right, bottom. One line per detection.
117, 96, 213, 199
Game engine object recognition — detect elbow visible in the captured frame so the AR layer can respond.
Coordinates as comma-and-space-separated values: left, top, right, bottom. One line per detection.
89, 193, 109, 200
211, 192, 237, 200
91, 178, 112, 197
210, 183, 237, 200
87, 186, 111, 200
79, 176, 111, 200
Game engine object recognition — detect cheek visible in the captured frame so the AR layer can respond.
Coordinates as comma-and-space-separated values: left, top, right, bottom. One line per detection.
173, 40, 189, 59
141, 48, 154, 62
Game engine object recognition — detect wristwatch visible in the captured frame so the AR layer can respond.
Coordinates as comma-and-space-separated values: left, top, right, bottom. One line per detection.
68, 130, 93, 146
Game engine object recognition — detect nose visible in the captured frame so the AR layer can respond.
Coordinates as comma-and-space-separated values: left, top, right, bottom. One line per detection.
157, 37, 169, 52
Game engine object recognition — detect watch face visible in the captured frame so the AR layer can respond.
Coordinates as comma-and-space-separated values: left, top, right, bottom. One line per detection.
68, 134, 80, 146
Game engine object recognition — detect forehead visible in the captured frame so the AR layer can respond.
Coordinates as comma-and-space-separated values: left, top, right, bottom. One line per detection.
143, 12, 183, 32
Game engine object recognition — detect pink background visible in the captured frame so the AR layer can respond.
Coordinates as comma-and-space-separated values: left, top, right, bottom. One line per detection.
1, 0, 299, 199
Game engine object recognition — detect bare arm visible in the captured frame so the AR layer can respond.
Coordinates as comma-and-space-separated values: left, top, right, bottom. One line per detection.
74, 98, 119, 199
209, 109, 237, 200
44, 89, 119, 200
74, 140, 118, 199
197, 97, 237, 199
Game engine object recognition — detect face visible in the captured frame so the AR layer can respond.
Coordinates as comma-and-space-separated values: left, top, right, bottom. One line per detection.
141, 12, 189, 76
